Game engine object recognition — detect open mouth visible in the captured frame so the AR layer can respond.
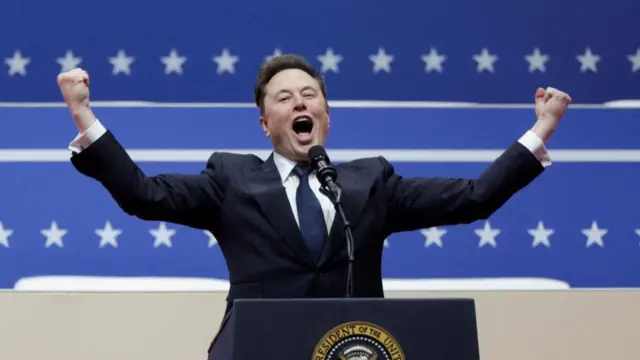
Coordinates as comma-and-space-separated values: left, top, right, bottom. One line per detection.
292, 116, 314, 141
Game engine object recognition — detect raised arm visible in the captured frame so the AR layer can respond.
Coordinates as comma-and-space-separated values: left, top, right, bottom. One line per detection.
383, 87, 571, 233
382, 140, 544, 233
58, 68, 227, 230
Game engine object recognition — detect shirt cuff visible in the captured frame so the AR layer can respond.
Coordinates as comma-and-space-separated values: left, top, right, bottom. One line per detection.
68, 119, 107, 153
518, 130, 551, 167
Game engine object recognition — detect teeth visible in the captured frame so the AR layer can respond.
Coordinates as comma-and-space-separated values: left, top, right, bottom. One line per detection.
295, 116, 311, 123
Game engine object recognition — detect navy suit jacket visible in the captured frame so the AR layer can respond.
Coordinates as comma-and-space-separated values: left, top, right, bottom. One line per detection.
70, 130, 544, 347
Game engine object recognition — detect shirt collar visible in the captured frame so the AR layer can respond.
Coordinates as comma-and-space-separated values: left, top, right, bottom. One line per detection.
272, 151, 299, 183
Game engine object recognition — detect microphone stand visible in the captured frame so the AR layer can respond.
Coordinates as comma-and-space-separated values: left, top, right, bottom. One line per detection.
319, 183, 354, 298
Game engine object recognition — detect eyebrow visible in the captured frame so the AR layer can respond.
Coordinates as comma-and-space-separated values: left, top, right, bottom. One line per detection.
274, 85, 316, 96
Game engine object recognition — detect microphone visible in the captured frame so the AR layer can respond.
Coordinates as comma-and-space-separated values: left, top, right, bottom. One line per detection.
308, 145, 355, 298
308, 145, 339, 199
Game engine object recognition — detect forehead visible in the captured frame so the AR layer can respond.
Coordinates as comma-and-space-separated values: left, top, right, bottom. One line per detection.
266, 68, 320, 94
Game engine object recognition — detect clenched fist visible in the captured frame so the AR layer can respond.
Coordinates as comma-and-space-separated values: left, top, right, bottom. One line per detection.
531, 87, 572, 143
57, 68, 96, 132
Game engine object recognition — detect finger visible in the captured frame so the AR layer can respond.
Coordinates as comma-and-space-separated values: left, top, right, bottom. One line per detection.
550, 90, 572, 106
556, 91, 572, 104
544, 87, 556, 102
535, 87, 546, 105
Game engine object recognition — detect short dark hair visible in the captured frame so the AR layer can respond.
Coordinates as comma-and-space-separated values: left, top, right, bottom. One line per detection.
254, 54, 327, 113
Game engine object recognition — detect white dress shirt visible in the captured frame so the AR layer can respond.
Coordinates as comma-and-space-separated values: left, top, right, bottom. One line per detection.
271, 151, 336, 233
69, 119, 551, 232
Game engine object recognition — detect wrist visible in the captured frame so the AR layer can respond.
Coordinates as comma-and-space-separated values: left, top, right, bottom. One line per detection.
530, 118, 556, 143
71, 106, 97, 133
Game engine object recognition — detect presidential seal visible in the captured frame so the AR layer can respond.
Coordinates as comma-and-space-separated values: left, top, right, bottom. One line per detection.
311, 321, 405, 360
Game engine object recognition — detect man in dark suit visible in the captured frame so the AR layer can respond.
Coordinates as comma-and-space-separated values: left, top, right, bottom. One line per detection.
56, 54, 571, 359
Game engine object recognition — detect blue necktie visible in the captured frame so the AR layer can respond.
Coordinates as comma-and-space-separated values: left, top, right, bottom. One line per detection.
293, 163, 327, 260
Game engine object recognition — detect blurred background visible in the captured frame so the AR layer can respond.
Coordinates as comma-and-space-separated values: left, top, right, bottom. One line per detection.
1, 0, 639, 291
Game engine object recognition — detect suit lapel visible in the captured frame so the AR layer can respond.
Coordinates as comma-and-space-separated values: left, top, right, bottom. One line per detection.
319, 164, 369, 265
245, 154, 316, 267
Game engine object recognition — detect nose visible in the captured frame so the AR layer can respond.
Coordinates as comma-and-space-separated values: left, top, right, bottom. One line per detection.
292, 94, 307, 111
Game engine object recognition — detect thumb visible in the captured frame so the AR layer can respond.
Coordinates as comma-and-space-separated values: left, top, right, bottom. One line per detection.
534, 87, 545, 117
535, 87, 546, 106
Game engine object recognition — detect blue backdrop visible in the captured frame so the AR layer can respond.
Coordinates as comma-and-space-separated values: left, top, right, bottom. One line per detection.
0, 104, 639, 289
1, 0, 639, 103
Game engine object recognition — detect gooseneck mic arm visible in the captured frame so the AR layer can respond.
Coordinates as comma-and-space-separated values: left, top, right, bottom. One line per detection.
308, 145, 355, 298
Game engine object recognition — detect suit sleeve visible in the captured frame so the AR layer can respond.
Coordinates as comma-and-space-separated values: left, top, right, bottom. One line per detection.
70, 130, 227, 230
382, 141, 545, 233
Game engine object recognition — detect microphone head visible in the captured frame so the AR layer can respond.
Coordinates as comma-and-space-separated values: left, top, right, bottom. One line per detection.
308, 145, 329, 164
308, 145, 337, 183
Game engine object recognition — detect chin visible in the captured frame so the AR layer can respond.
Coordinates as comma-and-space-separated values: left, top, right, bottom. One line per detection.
291, 140, 318, 157
294, 143, 313, 156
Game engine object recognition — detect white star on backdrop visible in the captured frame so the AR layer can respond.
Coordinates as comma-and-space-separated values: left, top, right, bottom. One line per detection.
627, 48, 640, 72
475, 221, 500, 247
5, 50, 31, 76
577, 47, 600, 73
41, 221, 67, 248
161, 49, 187, 75
96, 220, 122, 248
0, 221, 13, 248
150, 222, 175, 248
473, 48, 498, 73
264, 48, 283, 63
421, 227, 447, 248
6, 218, 640, 252
317, 48, 343, 73
57, 50, 82, 72
203, 230, 218, 248
420, 48, 447, 73
525, 48, 549, 73
5, 47, 638, 78
582, 221, 606, 248
528, 221, 553, 247
369, 47, 394, 73
109, 49, 135, 75
212, 48, 239, 74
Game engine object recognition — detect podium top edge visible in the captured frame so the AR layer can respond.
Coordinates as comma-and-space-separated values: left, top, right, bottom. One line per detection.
232, 298, 476, 304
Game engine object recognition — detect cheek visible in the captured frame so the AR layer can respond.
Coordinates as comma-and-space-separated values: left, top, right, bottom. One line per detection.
316, 112, 330, 128
269, 116, 289, 134
310, 107, 329, 122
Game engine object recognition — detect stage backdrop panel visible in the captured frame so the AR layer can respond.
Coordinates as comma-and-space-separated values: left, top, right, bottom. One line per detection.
0, 105, 639, 289
1, 0, 639, 103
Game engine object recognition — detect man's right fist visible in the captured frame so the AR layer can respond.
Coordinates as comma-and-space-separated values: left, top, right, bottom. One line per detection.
57, 68, 90, 114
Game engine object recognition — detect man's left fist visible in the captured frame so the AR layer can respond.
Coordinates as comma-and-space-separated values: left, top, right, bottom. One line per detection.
531, 87, 572, 142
